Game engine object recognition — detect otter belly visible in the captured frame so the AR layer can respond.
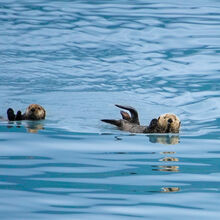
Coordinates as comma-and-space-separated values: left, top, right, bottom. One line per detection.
120, 121, 146, 133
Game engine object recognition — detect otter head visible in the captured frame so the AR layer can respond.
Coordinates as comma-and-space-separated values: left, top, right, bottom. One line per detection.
157, 113, 180, 133
25, 104, 46, 120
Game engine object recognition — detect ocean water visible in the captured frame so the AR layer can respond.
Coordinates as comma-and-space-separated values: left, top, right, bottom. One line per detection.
0, 0, 220, 219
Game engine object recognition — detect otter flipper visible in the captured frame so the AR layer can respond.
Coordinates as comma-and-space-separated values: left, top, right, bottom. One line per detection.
7, 108, 15, 121
101, 119, 121, 127
115, 104, 140, 125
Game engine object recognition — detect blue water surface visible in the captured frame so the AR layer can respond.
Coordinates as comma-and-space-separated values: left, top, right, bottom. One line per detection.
0, 0, 220, 219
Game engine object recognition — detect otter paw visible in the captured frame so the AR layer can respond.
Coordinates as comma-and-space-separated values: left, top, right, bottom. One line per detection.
7, 108, 15, 121
15, 111, 23, 121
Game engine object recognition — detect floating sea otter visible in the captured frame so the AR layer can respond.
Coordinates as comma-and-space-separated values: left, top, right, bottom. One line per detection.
101, 104, 180, 133
7, 104, 46, 121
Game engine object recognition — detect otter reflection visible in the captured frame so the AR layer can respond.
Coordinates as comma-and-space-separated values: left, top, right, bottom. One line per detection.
154, 151, 180, 192
7, 121, 44, 133
152, 165, 179, 172
25, 121, 44, 133
159, 157, 179, 162
161, 187, 180, 193
153, 151, 179, 172
148, 135, 180, 145
111, 134, 180, 145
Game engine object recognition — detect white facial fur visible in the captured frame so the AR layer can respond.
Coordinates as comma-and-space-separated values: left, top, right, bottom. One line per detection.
157, 113, 181, 133
25, 104, 46, 120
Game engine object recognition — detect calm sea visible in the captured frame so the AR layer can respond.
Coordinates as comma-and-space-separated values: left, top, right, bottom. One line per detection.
0, 0, 220, 219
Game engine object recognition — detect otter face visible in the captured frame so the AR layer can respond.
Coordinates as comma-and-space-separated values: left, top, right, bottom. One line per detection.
157, 113, 180, 133
25, 104, 46, 120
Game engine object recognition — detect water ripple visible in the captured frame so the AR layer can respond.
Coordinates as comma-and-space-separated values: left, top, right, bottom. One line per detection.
1, 0, 220, 218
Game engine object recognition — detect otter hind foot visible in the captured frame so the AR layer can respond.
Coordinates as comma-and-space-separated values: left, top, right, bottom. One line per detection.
7, 108, 15, 121
115, 104, 140, 125
101, 119, 121, 127
120, 111, 131, 121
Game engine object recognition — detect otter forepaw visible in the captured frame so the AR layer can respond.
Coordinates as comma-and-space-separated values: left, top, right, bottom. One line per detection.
15, 111, 23, 121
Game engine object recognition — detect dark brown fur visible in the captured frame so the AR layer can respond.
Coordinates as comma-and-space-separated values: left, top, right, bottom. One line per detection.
101, 104, 180, 134
7, 104, 46, 121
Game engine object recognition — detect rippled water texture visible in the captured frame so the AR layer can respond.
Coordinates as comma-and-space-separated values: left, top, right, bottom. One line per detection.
0, 0, 220, 219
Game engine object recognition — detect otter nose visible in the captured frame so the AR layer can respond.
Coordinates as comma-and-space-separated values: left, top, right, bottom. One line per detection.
31, 108, 35, 112
168, 118, 173, 123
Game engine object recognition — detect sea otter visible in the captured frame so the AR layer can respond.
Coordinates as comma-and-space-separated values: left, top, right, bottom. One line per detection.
7, 104, 46, 121
101, 104, 180, 133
